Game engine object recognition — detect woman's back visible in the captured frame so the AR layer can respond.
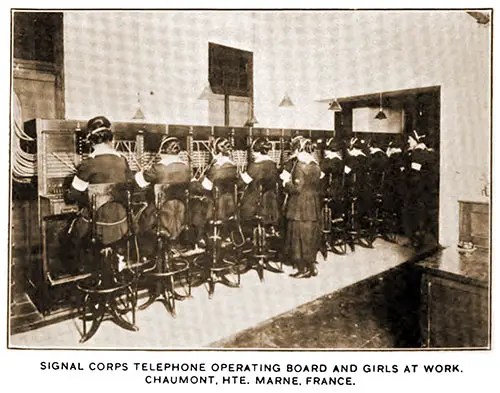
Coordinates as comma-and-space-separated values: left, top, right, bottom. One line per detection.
285, 160, 322, 221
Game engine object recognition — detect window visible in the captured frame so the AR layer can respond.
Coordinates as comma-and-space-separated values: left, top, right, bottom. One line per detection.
14, 12, 63, 63
209, 42, 253, 97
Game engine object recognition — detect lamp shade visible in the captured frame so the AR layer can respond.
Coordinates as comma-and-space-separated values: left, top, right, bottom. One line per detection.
132, 107, 145, 120
328, 98, 342, 112
132, 92, 145, 120
374, 110, 387, 120
279, 93, 294, 107
374, 92, 387, 120
244, 114, 259, 127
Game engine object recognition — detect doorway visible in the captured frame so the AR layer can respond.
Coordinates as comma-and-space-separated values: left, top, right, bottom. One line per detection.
334, 86, 441, 244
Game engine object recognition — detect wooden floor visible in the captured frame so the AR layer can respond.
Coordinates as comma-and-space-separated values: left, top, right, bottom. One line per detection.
9, 237, 428, 349
213, 262, 423, 349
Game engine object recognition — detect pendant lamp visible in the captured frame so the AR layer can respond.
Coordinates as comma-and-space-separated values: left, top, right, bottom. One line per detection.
244, 11, 259, 127
132, 92, 145, 120
374, 92, 387, 120
279, 93, 294, 107
328, 98, 342, 112
244, 114, 259, 127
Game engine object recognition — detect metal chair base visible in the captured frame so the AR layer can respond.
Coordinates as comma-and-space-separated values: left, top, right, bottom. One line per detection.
237, 246, 283, 281
77, 272, 138, 343
191, 254, 240, 299
138, 258, 190, 317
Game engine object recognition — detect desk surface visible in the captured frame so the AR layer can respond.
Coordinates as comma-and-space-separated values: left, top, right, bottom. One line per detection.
415, 247, 489, 287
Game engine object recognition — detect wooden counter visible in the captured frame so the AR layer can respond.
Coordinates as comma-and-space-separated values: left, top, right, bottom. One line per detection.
415, 247, 490, 348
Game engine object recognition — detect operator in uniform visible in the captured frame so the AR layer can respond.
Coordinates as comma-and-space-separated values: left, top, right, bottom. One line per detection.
284, 138, 323, 278
385, 137, 406, 234
192, 137, 240, 248
134, 136, 192, 258
320, 138, 345, 220
239, 137, 280, 238
64, 116, 134, 272
344, 137, 371, 243
404, 130, 437, 249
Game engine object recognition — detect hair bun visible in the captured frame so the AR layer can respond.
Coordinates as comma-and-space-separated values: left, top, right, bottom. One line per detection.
212, 137, 232, 154
298, 137, 313, 153
86, 115, 113, 145
87, 116, 111, 132
326, 138, 339, 150
161, 136, 181, 154
251, 137, 271, 154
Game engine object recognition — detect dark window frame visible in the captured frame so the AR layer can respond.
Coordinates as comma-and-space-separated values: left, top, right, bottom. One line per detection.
209, 42, 253, 98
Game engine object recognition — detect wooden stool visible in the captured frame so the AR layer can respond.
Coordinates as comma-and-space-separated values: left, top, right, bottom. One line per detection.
76, 183, 138, 343
238, 184, 283, 281
138, 183, 192, 317
191, 186, 240, 298
321, 196, 348, 256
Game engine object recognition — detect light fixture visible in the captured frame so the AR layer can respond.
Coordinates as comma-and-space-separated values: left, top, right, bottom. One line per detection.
244, 11, 259, 128
279, 93, 294, 107
244, 114, 259, 127
132, 92, 145, 120
328, 98, 342, 112
374, 92, 387, 120
197, 82, 216, 100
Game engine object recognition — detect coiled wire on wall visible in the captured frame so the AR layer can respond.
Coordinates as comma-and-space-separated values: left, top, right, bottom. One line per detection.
12, 92, 36, 182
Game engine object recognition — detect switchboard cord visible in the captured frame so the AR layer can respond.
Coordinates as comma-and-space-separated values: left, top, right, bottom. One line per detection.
12, 93, 36, 181
12, 125, 36, 180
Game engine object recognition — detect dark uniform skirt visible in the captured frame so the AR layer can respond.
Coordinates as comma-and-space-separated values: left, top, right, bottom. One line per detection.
63, 202, 129, 274
284, 220, 321, 267
137, 199, 186, 240
240, 189, 280, 226
206, 191, 236, 221
283, 160, 322, 269
71, 202, 129, 246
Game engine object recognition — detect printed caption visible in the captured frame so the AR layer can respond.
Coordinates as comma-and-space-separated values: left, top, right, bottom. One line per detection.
40, 361, 464, 387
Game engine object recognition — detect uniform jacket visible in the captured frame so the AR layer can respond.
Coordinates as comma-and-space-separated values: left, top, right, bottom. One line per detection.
284, 153, 322, 222
70, 144, 133, 196
344, 148, 370, 196
68, 144, 133, 245
136, 155, 191, 201
406, 145, 437, 204
384, 147, 407, 206
369, 147, 389, 191
201, 155, 238, 221
320, 150, 344, 200
135, 155, 191, 239
239, 154, 279, 224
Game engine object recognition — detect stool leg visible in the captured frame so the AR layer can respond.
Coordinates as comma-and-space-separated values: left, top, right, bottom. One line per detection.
128, 286, 137, 326
218, 272, 240, 288
256, 258, 264, 281
171, 264, 190, 301
81, 293, 89, 339
167, 275, 176, 317
80, 296, 105, 343
109, 294, 138, 332
206, 277, 215, 299
138, 279, 160, 310
264, 260, 283, 273
113, 291, 133, 315
158, 277, 175, 317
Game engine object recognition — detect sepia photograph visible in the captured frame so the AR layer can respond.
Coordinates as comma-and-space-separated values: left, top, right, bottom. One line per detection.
7, 7, 492, 351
